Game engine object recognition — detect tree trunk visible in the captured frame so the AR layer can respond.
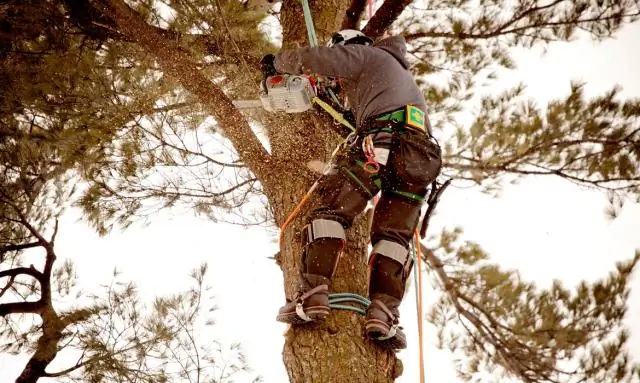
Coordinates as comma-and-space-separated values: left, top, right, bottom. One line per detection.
270, 1, 402, 381
106, 0, 404, 380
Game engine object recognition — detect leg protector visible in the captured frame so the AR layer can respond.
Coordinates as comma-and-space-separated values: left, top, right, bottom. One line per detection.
301, 218, 346, 281
365, 240, 413, 349
367, 239, 414, 301
277, 219, 346, 325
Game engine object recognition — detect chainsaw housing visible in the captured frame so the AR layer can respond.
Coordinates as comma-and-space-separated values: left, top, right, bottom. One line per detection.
260, 74, 316, 113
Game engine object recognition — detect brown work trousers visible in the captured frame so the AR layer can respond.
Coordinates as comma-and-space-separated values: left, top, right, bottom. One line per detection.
302, 126, 442, 301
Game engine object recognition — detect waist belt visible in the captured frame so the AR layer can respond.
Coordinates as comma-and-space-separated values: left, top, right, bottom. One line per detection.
372, 105, 427, 133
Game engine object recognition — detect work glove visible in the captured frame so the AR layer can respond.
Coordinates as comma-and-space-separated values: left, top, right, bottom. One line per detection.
260, 54, 278, 77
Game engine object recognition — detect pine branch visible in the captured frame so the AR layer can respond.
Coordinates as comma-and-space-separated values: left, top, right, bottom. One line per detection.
103, 0, 273, 187
405, 2, 640, 42
62, 0, 260, 68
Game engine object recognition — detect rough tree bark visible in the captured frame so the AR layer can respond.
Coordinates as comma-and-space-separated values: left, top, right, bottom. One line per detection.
104, 0, 408, 381
272, 1, 403, 381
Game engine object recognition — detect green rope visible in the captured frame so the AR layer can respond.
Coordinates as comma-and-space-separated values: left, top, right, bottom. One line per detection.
328, 293, 371, 315
301, 0, 318, 47
325, 236, 421, 317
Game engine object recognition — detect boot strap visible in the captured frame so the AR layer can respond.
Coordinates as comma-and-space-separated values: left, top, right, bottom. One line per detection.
292, 284, 328, 322
371, 300, 402, 340
371, 299, 398, 323
294, 284, 328, 303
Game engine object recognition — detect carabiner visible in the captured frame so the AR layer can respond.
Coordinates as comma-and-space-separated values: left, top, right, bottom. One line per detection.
363, 157, 380, 174
361, 135, 379, 174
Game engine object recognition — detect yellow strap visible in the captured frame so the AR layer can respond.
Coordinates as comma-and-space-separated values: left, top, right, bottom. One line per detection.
312, 97, 355, 132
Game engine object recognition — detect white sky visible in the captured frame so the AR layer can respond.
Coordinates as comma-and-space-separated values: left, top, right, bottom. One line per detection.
1, 17, 639, 383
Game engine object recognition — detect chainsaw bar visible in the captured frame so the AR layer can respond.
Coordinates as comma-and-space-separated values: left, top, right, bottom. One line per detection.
232, 99, 263, 109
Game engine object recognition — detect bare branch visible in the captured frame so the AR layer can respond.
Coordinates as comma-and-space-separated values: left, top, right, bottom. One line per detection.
0, 242, 40, 254
41, 359, 89, 378
0, 267, 44, 282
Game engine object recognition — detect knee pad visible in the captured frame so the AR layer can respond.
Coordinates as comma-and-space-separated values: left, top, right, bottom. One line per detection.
368, 240, 414, 299
301, 218, 346, 279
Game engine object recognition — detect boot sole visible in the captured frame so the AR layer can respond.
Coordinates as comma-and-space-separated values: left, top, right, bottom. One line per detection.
276, 306, 330, 325
365, 319, 407, 350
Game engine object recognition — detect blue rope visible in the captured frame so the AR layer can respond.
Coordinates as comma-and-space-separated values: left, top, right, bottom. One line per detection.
300, 0, 319, 47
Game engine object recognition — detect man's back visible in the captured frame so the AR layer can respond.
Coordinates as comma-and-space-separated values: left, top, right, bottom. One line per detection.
273, 35, 431, 133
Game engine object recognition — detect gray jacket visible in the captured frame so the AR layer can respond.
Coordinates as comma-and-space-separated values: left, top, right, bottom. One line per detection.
274, 35, 431, 134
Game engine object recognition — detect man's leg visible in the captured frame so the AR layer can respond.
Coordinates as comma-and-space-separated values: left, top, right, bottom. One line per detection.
277, 144, 381, 324
365, 130, 442, 348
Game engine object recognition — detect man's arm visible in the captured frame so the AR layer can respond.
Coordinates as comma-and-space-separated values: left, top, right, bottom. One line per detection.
274, 45, 367, 80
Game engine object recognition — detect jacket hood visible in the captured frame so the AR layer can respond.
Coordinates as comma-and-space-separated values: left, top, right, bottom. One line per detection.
372, 35, 409, 69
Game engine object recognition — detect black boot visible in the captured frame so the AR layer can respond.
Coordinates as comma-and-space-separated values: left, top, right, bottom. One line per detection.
276, 273, 331, 324
365, 241, 412, 350
277, 218, 346, 325
365, 293, 407, 349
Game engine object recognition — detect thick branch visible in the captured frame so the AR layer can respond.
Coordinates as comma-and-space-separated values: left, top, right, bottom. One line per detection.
341, 0, 367, 30
15, 307, 64, 383
0, 301, 44, 317
362, 0, 413, 39
103, 0, 272, 186
0, 267, 44, 282
62, 0, 260, 67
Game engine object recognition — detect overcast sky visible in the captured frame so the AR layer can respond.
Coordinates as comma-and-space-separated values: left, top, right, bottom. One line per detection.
1, 14, 639, 383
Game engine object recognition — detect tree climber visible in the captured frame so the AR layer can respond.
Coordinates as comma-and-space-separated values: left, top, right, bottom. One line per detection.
261, 29, 442, 350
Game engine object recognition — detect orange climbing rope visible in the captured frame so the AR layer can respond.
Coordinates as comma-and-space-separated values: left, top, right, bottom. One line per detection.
415, 229, 426, 383
278, 182, 318, 249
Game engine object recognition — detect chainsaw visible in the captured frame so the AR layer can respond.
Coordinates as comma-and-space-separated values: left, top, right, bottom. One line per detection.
232, 72, 355, 138
232, 74, 318, 113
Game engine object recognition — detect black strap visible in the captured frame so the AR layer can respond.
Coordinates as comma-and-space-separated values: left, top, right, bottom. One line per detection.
419, 179, 452, 238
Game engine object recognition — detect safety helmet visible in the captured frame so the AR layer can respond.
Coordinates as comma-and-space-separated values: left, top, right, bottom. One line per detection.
326, 29, 373, 48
